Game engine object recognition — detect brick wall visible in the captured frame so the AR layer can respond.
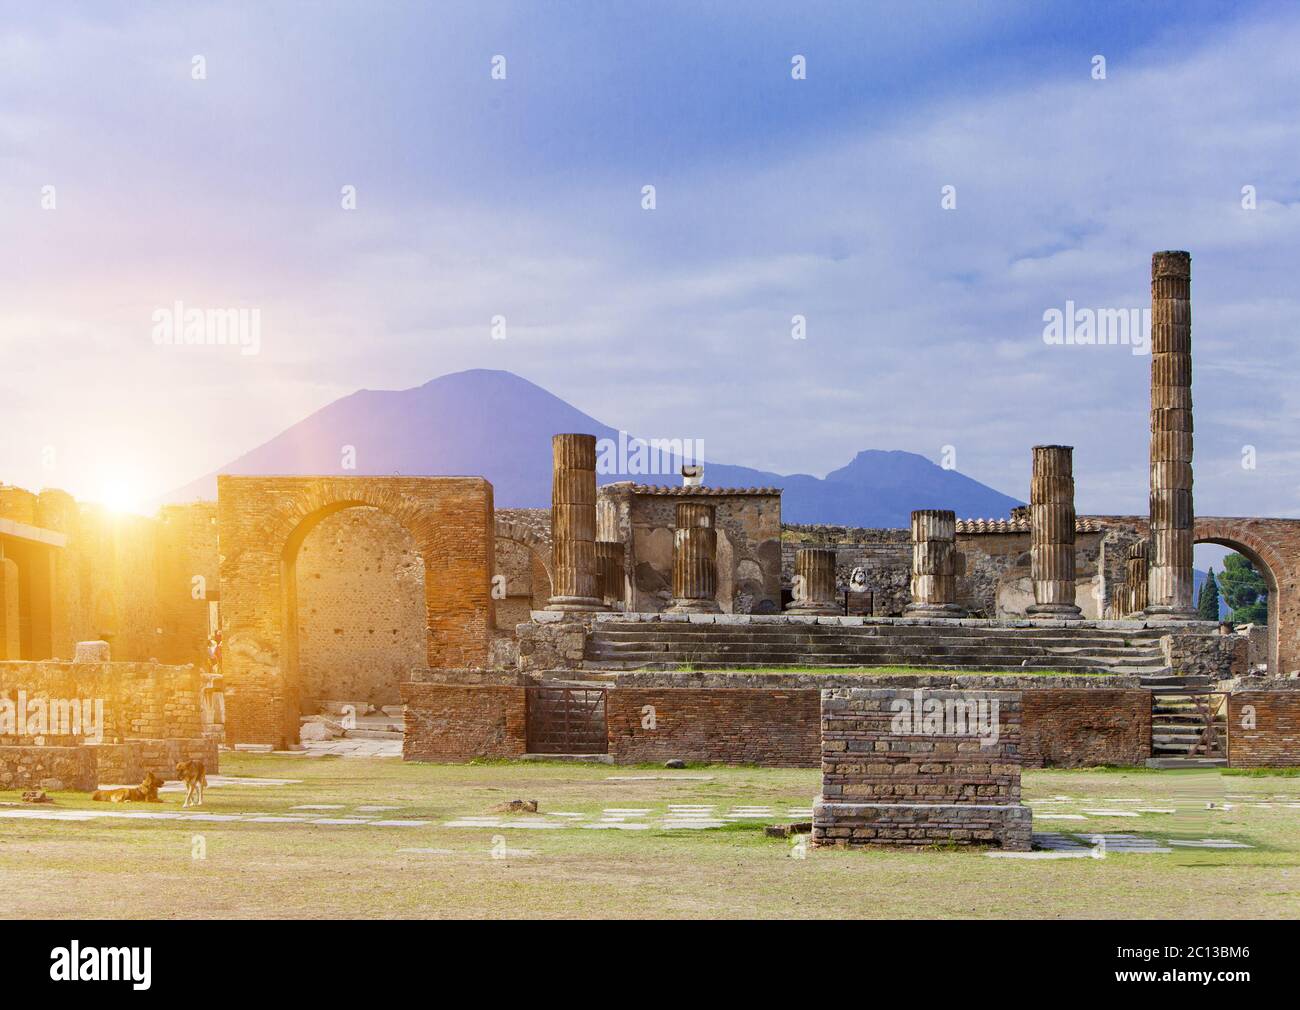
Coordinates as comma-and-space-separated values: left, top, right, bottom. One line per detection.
401, 681, 526, 761
606, 687, 819, 766
218, 476, 495, 746
0, 745, 96, 791
1021, 689, 1151, 767
1228, 688, 1300, 767
813, 687, 1031, 849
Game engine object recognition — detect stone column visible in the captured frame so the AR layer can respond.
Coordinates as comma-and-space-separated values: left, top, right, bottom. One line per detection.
1026, 445, 1082, 619
786, 548, 839, 616
547, 433, 605, 611
667, 501, 720, 613
595, 540, 625, 609
1147, 250, 1197, 620
1127, 541, 1149, 616
904, 509, 964, 617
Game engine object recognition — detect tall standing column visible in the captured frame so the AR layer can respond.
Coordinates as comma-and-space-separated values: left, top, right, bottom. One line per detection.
1026, 445, 1082, 619
904, 509, 964, 617
1127, 541, 1149, 616
786, 547, 839, 616
1147, 250, 1196, 619
667, 502, 721, 613
547, 433, 606, 611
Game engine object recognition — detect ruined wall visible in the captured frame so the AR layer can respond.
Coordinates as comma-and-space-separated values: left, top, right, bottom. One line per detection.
218, 476, 495, 746
1021, 689, 1150, 767
606, 687, 820, 766
295, 507, 426, 709
401, 681, 527, 761
601, 485, 782, 614
1228, 686, 1300, 768
1164, 630, 1248, 680
782, 527, 910, 615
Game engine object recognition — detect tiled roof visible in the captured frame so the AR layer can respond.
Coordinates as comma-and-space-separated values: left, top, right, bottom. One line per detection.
616, 484, 782, 497
957, 517, 1103, 534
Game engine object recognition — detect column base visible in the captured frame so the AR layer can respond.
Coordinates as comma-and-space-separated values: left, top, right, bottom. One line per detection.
665, 598, 722, 614
903, 603, 966, 619
1143, 606, 1199, 622
1026, 603, 1083, 619
545, 596, 608, 613
785, 602, 841, 616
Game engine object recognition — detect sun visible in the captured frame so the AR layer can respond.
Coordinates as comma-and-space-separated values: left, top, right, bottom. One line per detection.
97, 480, 149, 515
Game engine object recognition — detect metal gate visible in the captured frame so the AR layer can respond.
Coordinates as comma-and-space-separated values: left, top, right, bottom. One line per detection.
1150, 687, 1228, 760
526, 687, 608, 754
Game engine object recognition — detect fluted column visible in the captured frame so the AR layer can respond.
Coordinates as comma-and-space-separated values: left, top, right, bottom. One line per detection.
1127, 541, 1149, 616
1027, 445, 1082, 619
547, 433, 605, 611
1147, 250, 1196, 619
786, 547, 839, 616
904, 509, 964, 617
595, 540, 625, 609
667, 502, 720, 613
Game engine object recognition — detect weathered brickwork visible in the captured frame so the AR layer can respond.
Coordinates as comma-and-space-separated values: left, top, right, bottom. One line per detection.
218, 476, 495, 746
1021, 689, 1150, 767
1228, 687, 1300, 768
813, 687, 1031, 849
0, 745, 96, 791
295, 507, 426, 709
401, 681, 527, 761
1164, 629, 1249, 680
606, 687, 820, 766
0, 737, 218, 791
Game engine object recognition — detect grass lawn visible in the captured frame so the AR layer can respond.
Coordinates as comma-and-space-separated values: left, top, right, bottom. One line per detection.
1, 755, 1298, 919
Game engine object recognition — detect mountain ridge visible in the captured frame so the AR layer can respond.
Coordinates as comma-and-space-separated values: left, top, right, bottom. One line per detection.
163, 368, 1023, 526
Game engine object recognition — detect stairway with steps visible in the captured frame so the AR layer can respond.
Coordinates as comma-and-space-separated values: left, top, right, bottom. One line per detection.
582, 620, 1171, 675
1142, 674, 1228, 765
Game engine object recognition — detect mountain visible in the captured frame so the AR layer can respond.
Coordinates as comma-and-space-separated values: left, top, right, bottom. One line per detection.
163, 369, 1022, 526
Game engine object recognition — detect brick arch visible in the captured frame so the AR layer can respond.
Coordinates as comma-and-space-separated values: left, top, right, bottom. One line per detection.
1194, 518, 1290, 676
218, 476, 495, 746
494, 517, 553, 587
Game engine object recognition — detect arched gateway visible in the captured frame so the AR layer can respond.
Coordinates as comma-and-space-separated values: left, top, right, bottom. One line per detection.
217, 476, 495, 746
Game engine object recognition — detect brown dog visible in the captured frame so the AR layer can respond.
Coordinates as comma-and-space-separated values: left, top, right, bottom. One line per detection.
175, 760, 207, 808
92, 771, 163, 803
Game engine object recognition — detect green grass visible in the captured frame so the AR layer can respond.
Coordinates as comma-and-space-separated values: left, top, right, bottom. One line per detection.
1, 756, 1298, 919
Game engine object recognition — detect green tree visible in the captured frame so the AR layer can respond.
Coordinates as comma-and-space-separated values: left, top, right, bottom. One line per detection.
1197, 568, 1221, 621
1218, 553, 1268, 624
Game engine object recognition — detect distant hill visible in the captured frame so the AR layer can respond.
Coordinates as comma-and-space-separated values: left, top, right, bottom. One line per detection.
163, 369, 1023, 526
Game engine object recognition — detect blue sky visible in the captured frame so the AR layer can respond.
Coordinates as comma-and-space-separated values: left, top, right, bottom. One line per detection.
1, 1, 1297, 523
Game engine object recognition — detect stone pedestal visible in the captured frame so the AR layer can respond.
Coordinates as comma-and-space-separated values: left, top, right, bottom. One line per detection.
1026, 445, 1082, 619
546, 434, 606, 612
1147, 251, 1197, 620
812, 687, 1031, 851
904, 510, 964, 618
667, 502, 721, 614
595, 540, 625, 609
786, 548, 839, 616
1127, 541, 1149, 616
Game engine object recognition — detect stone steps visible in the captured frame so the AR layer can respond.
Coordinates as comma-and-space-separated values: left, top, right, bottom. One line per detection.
583, 621, 1169, 674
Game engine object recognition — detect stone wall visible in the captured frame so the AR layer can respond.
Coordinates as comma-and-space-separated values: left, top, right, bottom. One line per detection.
1164, 629, 1249, 680
600, 484, 782, 614
1021, 689, 1151, 767
0, 745, 96, 791
0, 660, 209, 743
606, 687, 820, 766
401, 680, 527, 761
1227, 685, 1300, 768
295, 507, 426, 709
217, 475, 495, 746
812, 686, 1031, 849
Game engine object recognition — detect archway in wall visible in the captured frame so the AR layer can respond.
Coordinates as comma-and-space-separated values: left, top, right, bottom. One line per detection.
1195, 533, 1279, 675
291, 506, 426, 713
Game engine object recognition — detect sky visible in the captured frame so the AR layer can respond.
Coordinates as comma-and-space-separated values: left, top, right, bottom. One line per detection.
1, 0, 1297, 523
